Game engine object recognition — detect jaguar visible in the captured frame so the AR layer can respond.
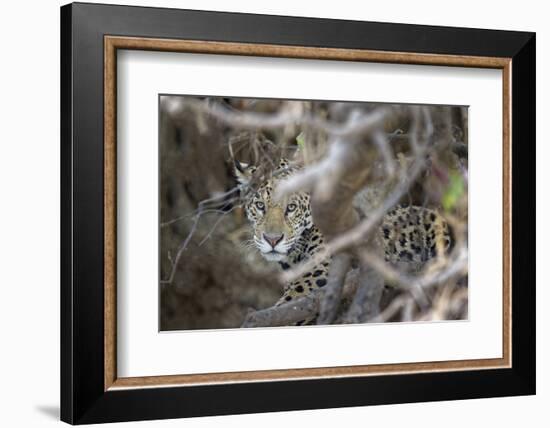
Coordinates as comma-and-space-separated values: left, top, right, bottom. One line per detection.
234, 158, 452, 310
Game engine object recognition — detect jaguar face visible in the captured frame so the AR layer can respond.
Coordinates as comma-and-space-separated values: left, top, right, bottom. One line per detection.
234, 159, 313, 262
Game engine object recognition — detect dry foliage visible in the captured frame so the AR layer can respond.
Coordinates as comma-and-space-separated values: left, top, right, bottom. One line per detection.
159, 95, 468, 330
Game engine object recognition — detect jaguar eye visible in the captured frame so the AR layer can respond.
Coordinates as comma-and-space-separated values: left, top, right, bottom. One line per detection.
286, 203, 297, 213
255, 201, 265, 210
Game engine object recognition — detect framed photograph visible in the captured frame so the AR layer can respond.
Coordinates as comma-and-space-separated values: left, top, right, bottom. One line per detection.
60, 2, 535, 424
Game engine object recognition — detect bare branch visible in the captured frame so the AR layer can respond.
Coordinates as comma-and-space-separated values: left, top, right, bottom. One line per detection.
163, 97, 390, 138
241, 294, 319, 328
370, 295, 410, 323
359, 246, 468, 298
340, 264, 385, 324
316, 253, 352, 325
160, 187, 240, 227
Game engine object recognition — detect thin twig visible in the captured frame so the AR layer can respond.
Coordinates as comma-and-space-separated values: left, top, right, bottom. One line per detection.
198, 205, 240, 246
161, 187, 242, 285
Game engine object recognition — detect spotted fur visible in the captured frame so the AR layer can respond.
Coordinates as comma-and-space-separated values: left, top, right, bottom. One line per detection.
381, 205, 452, 264
235, 158, 452, 317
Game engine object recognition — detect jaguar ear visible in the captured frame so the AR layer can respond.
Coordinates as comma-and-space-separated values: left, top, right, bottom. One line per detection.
233, 160, 254, 186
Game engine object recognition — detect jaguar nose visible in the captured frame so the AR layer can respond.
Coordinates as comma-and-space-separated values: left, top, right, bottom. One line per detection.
263, 233, 284, 248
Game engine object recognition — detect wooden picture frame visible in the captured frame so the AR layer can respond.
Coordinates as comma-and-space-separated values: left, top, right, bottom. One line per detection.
61, 2, 535, 424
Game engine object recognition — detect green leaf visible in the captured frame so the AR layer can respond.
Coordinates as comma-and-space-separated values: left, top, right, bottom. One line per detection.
296, 132, 305, 149
442, 172, 465, 212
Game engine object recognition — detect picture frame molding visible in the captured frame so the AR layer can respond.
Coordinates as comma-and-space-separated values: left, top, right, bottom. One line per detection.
61, 2, 535, 424
104, 34, 513, 389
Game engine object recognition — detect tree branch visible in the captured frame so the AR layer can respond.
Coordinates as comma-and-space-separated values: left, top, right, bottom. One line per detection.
316, 253, 352, 325
340, 263, 385, 324
241, 294, 319, 328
